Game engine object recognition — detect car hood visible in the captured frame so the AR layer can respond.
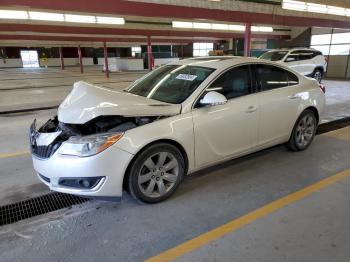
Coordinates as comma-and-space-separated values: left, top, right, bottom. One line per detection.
58, 81, 181, 124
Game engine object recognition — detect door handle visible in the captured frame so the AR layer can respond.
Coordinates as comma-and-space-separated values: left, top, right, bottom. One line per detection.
246, 105, 258, 113
288, 94, 298, 99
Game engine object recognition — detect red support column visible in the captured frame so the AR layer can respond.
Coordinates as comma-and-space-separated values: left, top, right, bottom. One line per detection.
147, 35, 153, 71
59, 47, 64, 70
103, 41, 109, 78
244, 23, 252, 57
77, 45, 83, 73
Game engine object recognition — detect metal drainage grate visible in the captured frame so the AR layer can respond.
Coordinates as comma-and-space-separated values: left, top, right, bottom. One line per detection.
317, 117, 350, 135
0, 192, 89, 226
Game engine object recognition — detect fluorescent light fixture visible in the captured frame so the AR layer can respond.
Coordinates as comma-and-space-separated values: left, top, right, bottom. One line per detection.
29, 11, 64, 21
0, 10, 28, 19
252, 26, 273, 32
96, 16, 125, 25
327, 6, 347, 16
282, 0, 350, 17
172, 21, 193, 28
228, 25, 245, 31
193, 22, 211, 29
172, 20, 273, 33
212, 23, 229, 30
282, 0, 306, 12
306, 3, 328, 14
65, 14, 96, 23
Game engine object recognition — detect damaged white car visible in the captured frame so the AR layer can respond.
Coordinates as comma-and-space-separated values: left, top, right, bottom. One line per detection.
30, 57, 326, 203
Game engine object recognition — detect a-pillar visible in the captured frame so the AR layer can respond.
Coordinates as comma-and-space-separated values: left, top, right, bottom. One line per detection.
59, 47, 64, 70
103, 41, 109, 78
147, 35, 153, 71
244, 23, 252, 57
77, 45, 83, 73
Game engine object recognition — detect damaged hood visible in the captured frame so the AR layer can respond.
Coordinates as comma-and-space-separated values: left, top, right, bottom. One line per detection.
58, 81, 181, 124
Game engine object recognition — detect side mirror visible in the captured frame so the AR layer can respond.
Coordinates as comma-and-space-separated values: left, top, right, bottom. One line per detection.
200, 91, 227, 106
285, 57, 296, 62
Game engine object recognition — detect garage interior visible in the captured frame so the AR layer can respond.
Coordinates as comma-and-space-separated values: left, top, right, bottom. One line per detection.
0, 0, 350, 261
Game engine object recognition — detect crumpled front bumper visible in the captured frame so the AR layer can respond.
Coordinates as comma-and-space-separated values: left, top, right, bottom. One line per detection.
32, 142, 134, 200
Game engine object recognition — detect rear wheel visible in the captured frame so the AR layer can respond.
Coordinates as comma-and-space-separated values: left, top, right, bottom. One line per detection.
128, 143, 185, 203
287, 110, 317, 151
313, 69, 323, 83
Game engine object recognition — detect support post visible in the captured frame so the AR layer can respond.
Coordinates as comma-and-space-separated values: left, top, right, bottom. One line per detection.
244, 23, 252, 57
181, 45, 184, 59
59, 47, 64, 70
147, 35, 153, 71
78, 45, 83, 73
103, 41, 109, 78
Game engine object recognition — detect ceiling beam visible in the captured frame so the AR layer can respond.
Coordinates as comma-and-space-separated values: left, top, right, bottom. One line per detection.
1, 0, 350, 28
0, 24, 290, 40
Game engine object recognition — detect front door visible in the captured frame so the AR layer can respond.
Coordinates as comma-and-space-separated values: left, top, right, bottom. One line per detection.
192, 65, 259, 168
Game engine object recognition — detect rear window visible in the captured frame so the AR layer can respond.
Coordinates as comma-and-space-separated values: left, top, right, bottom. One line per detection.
259, 51, 288, 61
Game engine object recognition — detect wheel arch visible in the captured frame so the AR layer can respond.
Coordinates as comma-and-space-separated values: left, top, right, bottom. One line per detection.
304, 106, 319, 124
314, 66, 324, 74
122, 139, 189, 190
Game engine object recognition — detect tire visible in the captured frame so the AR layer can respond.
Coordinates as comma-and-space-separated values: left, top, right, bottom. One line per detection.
287, 109, 317, 152
128, 143, 185, 203
312, 69, 323, 83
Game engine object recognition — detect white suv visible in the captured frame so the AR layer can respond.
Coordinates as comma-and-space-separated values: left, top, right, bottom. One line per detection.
259, 48, 327, 82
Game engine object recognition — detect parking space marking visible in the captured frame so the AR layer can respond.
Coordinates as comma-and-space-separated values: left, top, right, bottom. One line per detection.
324, 126, 350, 141
0, 151, 30, 159
145, 169, 350, 262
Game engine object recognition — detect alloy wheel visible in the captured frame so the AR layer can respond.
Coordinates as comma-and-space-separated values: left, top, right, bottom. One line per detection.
314, 71, 322, 83
138, 152, 179, 198
295, 114, 316, 148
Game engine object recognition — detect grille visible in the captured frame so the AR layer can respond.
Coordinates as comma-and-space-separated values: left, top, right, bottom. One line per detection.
0, 192, 88, 226
31, 143, 61, 159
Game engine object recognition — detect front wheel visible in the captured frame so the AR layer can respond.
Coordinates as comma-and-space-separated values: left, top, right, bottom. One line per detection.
128, 143, 185, 203
287, 110, 317, 151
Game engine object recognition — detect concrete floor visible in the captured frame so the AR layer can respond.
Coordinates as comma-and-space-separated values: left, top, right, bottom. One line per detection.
0, 67, 350, 262
0, 129, 349, 262
0, 66, 145, 112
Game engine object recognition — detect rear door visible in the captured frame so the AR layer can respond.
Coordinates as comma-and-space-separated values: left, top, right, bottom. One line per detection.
296, 50, 315, 76
284, 51, 300, 72
254, 64, 301, 146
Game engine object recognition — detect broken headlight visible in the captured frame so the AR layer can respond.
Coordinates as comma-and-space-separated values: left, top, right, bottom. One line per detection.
58, 133, 123, 157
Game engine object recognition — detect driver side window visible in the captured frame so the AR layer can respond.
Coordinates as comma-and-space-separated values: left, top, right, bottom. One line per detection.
207, 65, 252, 100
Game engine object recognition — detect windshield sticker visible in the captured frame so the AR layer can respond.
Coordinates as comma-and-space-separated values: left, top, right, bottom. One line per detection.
176, 74, 198, 81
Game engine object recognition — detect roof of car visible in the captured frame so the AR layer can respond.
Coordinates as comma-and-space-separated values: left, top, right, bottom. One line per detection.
170, 56, 263, 69
267, 47, 317, 52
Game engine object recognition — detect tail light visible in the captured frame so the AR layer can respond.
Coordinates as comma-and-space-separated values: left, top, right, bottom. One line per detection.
319, 83, 326, 93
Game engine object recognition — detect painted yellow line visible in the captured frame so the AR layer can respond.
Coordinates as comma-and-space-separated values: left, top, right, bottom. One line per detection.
145, 169, 350, 262
0, 151, 30, 159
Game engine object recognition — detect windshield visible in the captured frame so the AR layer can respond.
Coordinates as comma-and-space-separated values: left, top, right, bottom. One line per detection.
127, 65, 215, 104
260, 51, 288, 61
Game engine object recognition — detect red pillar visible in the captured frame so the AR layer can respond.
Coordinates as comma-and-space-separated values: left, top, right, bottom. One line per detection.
59, 47, 64, 70
147, 35, 153, 71
103, 41, 109, 78
77, 45, 83, 73
244, 23, 252, 57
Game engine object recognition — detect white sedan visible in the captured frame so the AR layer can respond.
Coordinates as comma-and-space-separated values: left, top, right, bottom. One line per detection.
30, 57, 326, 203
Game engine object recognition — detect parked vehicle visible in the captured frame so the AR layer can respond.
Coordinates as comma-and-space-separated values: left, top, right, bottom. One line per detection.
30, 57, 326, 203
259, 48, 327, 83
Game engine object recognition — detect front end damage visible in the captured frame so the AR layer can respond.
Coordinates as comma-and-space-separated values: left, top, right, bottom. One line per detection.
30, 115, 162, 159
29, 114, 167, 200
29, 81, 181, 200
